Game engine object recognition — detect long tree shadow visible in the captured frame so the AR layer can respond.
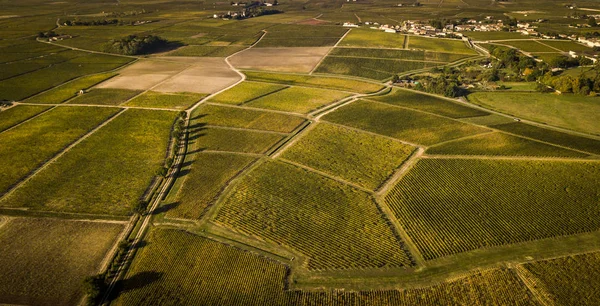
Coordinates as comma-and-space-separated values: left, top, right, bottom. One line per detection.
153, 202, 180, 215
108, 271, 164, 301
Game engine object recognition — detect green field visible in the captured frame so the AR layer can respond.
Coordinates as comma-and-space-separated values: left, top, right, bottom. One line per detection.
523, 252, 600, 305
385, 159, 600, 260
322, 100, 490, 146
427, 132, 588, 157
463, 31, 528, 41
468, 92, 600, 135
25, 72, 117, 104
408, 36, 476, 54
115, 229, 289, 305
246, 87, 350, 113
491, 40, 556, 53
0, 53, 133, 101
196, 127, 284, 154
255, 24, 347, 47
539, 40, 592, 52
215, 161, 412, 270
209, 81, 288, 105
459, 114, 516, 126
123, 91, 205, 109
281, 123, 415, 190
1, 109, 175, 215
315, 56, 437, 80
243, 71, 384, 94
193, 104, 305, 133
168, 45, 246, 57
0, 105, 52, 132
0, 106, 119, 195
338, 29, 406, 48
329, 48, 470, 62
67, 88, 142, 106
492, 122, 600, 155
167, 153, 256, 220
0, 217, 124, 305
373, 89, 489, 118
0, 50, 86, 81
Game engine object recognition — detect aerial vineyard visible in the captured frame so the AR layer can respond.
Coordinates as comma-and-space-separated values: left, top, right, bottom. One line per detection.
385, 159, 600, 260
168, 45, 246, 57
196, 127, 285, 154
492, 122, 600, 155
123, 91, 205, 109
246, 87, 351, 114
372, 89, 489, 118
254, 24, 347, 47
338, 29, 406, 48
66, 88, 142, 105
322, 100, 489, 146
281, 123, 415, 190
522, 252, 600, 305
315, 56, 437, 80
215, 161, 412, 270
167, 153, 256, 220
0, 105, 52, 132
25, 72, 116, 104
1, 109, 176, 215
329, 48, 469, 62
0, 106, 119, 195
0, 217, 124, 306
193, 104, 305, 133
209, 81, 288, 105
243, 71, 384, 94
427, 132, 588, 157
115, 228, 289, 306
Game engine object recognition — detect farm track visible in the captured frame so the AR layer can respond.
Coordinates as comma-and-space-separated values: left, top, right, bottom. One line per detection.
0, 109, 126, 203
421, 154, 595, 162
0, 105, 56, 136
514, 265, 556, 306
309, 28, 350, 75
16, 101, 181, 112
376, 147, 424, 197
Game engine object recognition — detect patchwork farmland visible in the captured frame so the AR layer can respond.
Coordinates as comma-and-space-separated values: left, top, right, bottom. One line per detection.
1, 0, 599, 305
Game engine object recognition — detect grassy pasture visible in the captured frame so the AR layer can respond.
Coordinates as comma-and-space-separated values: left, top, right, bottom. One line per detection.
539, 40, 592, 52
66, 88, 142, 105
215, 161, 412, 270
123, 91, 205, 109
196, 128, 285, 154
0, 217, 124, 306
407, 36, 476, 54
315, 56, 437, 80
493, 40, 557, 53
209, 81, 288, 105
427, 132, 588, 157
491, 122, 600, 155
322, 100, 490, 146
385, 159, 600, 260
25, 72, 117, 104
0, 53, 133, 101
0, 105, 51, 132
281, 123, 415, 190
338, 29, 406, 48
167, 153, 256, 220
114, 228, 289, 306
246, 87, 351, 114
468, 92, 600, 135
243, 71, 384, 93
372, 89, 489, 118
1, 109, 176, 215
168, 45, 246, 57
0, 107, 119, 195
193, 104, 305, 133
523, 252, 600, 305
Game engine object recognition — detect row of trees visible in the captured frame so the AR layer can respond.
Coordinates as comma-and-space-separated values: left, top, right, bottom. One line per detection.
538, 67, 600, 95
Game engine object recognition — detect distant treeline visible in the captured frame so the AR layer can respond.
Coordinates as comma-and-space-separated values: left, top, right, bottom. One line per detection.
104, 35, 170, 55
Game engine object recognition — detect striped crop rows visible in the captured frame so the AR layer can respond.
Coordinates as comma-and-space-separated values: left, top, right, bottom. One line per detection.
385, 159, 600, 260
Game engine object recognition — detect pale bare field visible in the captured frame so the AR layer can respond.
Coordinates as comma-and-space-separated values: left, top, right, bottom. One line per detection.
96, 57, 239, 94
229, 47, 331, 73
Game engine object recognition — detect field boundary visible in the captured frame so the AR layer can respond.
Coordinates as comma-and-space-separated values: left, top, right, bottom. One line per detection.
0, 105, 56, 136
309, 28, 350, 75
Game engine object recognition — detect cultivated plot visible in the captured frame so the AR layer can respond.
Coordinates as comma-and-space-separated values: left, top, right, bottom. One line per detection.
192, 104, 305, 133
0, 217, 124, 306
245, 86, 351, 114
25, 72, 116, 104
322, 100, 490, 146
338, 29, 406, 48
385, 159, 600, 260
215, 161, 412, 270
123, 91, 205, 110
281, 123, 415, 190
255, 24, 347, 47
209, 81, 288, 105
244, 71, 384, 93
1, 109, 176, 215
0, 106, 119, 195
427, 132, 588, 158
195, 127, 285, 154
407, 36, 477, 54
372, 89, 489, 118
166, 153, 257, 220
0, 105, 51, 132
66, 88, 142, 105
230, 47, 331, 73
